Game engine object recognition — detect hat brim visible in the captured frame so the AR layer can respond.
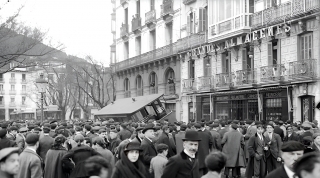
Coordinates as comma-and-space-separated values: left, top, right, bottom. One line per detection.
182, 138, 202, 141
142, 127, 156, 133
124, 148, 143, 152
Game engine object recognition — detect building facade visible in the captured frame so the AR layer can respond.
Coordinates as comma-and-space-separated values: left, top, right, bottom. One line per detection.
180, 0, 320, 123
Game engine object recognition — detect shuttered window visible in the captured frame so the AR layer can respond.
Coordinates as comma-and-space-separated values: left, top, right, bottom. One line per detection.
187, 12, 195, 34
300, 33, 313, 60
242, 49, 248, 70
198, 8, 207, 32
267, 43, 273, 66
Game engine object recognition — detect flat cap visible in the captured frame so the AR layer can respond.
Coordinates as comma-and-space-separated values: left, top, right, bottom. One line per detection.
92, 126, 100, 131
25, 133, 39, 145
281, 141, 305, 152
19, 127, 28, 133
210, 123, 219, 128
180, 124, 187, 130
0, 147, 19, 162
110, 129, 118, 133
43, 127, 50, 133
194, 123, 201, 129
156, 143, 169, 152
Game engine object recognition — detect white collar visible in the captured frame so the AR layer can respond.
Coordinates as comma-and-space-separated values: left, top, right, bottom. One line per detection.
284, 165, 295, 178
26, 147, 37, 153
145, 136, 152, 143
44, 133, 49, 136
184, 149, 195, 158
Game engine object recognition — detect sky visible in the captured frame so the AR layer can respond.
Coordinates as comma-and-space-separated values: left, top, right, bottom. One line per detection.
0, 0, 112, 65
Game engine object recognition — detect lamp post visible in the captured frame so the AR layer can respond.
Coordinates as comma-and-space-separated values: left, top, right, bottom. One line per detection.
35, 74, 48, 123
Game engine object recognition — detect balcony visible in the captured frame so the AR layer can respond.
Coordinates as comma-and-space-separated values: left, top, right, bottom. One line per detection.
132, 14, 141, 33
9, 78, 16, 83
260, 64, 286, 83
232, 69, 257, 87
0, 78, 4, 83
136, 88, 143, 96
252, 0, 320, 28
289, 59, 317, 82
215, 73, 231, 89
176, 32, 207, 53
124, 91, 131, 98
182, 79, 195, 93
120, 23, 129, 38
198, 76, 213, 91
161, 0, 174, 19
21, 79, 27, 84
149, 86, 158, 94
209, 14, 251, 41
145, 9, 156, 25
165, 83, 175, 95
183, 0, 196, 5
115, 42, 177, 71
9, 102, 15, 107
0, 90, 4, 95
21, 90, 27, 95
9, 90, 16, 95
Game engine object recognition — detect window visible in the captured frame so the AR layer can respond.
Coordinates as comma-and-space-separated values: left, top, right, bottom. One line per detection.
150, 72, 157, 86
124, 78, 130, 91
219, 1, 232, 21
198, 8, 207, 32
0, 85, 3, 91
22, 85, 26, 91
11, 73, 15, 78
10, 97, 15, 103
222, 52, 231, 73
124, 42, 129, 59
150, 30, 156, 50
187, 11, 195, 34
300, 33, 312, 60
135, 36, 141, 55
150, 0, 155, 10
10, 85, 15, 91
22, 96, 26, 105
136, 76, 143, 96
136, 0, 140, 16
125, 8, 128, 25
188, 60, 195, 78
165, 24, 172, 45
22, 74, 26, 80
0, 74, 2, 81
203, 56, 211, 76
0, 96, 3, 105
268, 41, 278, 65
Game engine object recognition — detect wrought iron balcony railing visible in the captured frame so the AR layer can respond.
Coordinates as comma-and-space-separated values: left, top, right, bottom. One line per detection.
9, 90, 16, 95
145, 9, 156, 24
9, 78, 16, 83
21, 79, 27, 84
21, 90, 27, 95
132, 14, 141, 32
198, 76, 213, 91
165, 83, 175, 95
182, 78, 195, 92
120, 23, 128, 37
260, 64, 286, 82
124, 90, 131, 98
289, 59, 317, 81
232, 69, 257, 86
149, 86, 158, 94
216, 73, 231, 88
252, 0, 320, 28
176, 32, 207, 53
136, 88, 143, 96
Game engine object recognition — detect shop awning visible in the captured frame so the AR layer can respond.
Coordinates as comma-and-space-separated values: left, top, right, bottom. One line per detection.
95, 93, 163, 116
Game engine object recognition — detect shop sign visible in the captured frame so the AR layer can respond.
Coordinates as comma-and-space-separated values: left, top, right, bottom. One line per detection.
216, 96, 229, 101
247, 94, 258, 99
230, 95, 245, 100
266, 92, 282, 98
187, 23, 291, 57
202, 97, 210, 102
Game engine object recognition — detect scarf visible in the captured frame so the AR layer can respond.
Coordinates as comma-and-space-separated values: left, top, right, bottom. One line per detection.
115, 151, 146, 178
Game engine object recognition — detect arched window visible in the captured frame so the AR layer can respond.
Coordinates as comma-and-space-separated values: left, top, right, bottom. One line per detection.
149, 72, 158, 94
165, 68, 175, 95
136, 75, 143, 96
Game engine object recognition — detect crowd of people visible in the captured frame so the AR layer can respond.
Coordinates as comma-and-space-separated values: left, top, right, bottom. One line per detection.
0, 118, 319, 178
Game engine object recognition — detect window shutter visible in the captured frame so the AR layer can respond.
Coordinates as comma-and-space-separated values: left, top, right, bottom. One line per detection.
187, 15, 190, 35
193, 12, 196, 33
204, 8, 207, 32
242, 49, 247, 70
198, 8, 203, 32
267, 43, 273, 65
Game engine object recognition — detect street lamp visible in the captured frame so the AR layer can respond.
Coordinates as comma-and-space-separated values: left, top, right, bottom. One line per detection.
35, 74, 48, 123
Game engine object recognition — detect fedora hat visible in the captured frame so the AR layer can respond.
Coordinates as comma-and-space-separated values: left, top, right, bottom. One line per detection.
182, 130, 201, 141
142, 123, 156, 133
124, 142, 143, 152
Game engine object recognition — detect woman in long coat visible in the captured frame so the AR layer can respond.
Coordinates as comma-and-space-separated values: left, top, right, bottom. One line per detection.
221, 124, 246, 178
62, 134, 100, 178
44, 135, 68, 178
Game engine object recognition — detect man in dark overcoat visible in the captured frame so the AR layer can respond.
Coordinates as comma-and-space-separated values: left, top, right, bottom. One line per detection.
175, 124, 187, 154
221, 123, 246, 178
161, 130, 201, 178
156, 125, 176, 158
209, 123, 221, 150
195, 123, 213, 176
37, 127, 54, 162
141, 124, 157, 178
264, 123, 282, 173
245, 124, 267, 178
244, 120, 257, 160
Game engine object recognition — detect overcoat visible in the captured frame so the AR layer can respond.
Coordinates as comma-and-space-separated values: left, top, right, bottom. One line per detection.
265, 165, 289, 178
156, 132, 176, 157
174, 131, 186, 154
263, 132, 282, 158
17, 148, 43, 178
44, 149, 68, 178
221, 129, 246, 168
244, 125, 257, 159
197, 130, 213, 169
38, 134, 54, 161
209, 130, 221, 150
141, 137, 157, 178
161, 151, 200, 178
62, 145, 100, 178
245, 134, 267, 178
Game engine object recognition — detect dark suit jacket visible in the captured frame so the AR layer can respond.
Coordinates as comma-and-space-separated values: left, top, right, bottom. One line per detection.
157, 132, 176, 157
161, 151, 199, 178
0, 137, 16, 150
300, 131, 313, 142
175, 131, 186, 154
218, 128, 228, 140
274, 126, 284, 140
246, 134, 267, 178
265, 165, 289, 178
264, 132, 282, 158
141, 137, 157, 177
197, 130, 213, 169
38, 135, 54, 161
210, 130, 221, 150
283, 132, 300, 142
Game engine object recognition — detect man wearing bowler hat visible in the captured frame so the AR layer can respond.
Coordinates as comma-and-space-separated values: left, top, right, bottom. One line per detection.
141, 123, 157, 178
161, 130, 201, 178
